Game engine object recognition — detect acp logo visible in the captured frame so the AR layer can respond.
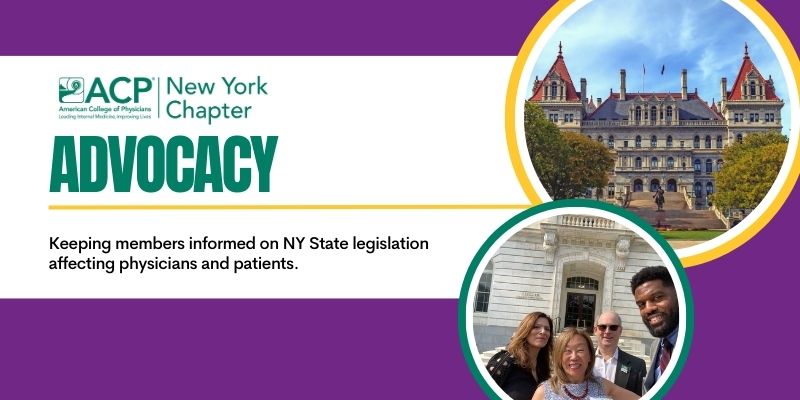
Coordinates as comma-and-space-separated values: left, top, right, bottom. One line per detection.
59, 77, 84, 103
58, 77, 153, 104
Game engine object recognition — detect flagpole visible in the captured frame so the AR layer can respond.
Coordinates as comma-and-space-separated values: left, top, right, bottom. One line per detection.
642, 64, 645, 92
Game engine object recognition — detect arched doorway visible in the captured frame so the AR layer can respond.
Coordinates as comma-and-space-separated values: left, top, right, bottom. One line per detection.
564, 276, 598, 329
650, 179, 660, 192
667, 179, 677, 192
633, 179, 643, 192
556, 262, 606, 332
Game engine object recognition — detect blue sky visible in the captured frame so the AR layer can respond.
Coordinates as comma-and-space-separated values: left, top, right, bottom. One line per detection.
528, 0, 790, 133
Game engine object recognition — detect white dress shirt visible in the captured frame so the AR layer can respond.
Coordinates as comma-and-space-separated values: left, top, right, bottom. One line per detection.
593, 347, 619, 382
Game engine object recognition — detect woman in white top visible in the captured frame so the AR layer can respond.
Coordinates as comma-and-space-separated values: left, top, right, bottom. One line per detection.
532, 328, 639, 400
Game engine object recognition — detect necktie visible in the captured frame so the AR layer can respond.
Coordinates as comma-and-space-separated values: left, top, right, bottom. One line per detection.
658, 339, 673, 374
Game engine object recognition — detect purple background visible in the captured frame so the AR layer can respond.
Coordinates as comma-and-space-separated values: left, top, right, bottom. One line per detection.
1, 0, 797, 398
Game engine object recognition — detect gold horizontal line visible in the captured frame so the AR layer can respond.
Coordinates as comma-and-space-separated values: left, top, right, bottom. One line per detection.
49, 204, 533, 211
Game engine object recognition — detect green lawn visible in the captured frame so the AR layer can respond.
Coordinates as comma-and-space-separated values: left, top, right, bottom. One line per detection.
658, 230, 726, 240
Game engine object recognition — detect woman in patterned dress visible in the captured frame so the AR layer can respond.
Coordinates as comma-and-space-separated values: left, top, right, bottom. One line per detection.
532, 328, 640, 400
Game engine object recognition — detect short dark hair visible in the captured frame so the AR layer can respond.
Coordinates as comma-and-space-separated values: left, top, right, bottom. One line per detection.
630, 266, 673, 294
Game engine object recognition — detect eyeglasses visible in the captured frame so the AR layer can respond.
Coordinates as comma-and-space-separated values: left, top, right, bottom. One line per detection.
596, 324, 620, 331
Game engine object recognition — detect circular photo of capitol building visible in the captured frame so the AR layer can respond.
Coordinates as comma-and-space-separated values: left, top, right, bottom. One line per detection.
512, 0, 798, 264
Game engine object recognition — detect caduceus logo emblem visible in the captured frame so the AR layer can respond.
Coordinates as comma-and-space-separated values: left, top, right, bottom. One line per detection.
59, 77, 84, 103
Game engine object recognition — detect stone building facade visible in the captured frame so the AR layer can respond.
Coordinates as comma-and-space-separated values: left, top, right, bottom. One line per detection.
528, 43, 783, 202
472, 214, 666, 358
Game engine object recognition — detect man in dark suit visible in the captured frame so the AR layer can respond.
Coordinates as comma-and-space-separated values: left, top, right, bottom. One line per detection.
592, 311, 646, 395
630, 266, 679, 393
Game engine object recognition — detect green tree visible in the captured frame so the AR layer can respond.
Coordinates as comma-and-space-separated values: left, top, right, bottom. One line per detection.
524, 102, 614, 199
712, 131, 788, 211
563, 131, 615, 197
525, 102, 569, 198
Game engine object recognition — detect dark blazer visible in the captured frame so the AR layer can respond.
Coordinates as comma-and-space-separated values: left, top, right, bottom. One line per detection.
644, 350, 658, 393
644, 338, 666, 393
615, 349, 646, 395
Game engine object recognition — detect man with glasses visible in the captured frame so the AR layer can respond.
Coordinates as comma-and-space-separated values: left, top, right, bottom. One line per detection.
592, 311, 646, 395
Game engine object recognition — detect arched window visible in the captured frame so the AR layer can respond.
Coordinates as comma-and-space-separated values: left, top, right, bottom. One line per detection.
706, 182, 714, 195
705, 159, 713, 173
607, 183, 615, 197
716, 135, 723, 148
667, 135, 673, 148
651, 157, 659, 168
650, 106, 657, 123
551, 82, 558, 99
717, 159, 723, 171
635, 135, 642, 148
597, 135, 603, 143
607, 135, 614, 149
635, 157, 642, 169
750, 81, 756, 96
667, 157, 674, 169
651, 135, 657, 147
694, 182, 703, 197
736, 133, 743, 143
635, 106, 642, 122
693, 159, 701, 172
705, 135, 711, 149
666, 106, 673, 122
566, 277, 599, 290
693, 135, 700, 148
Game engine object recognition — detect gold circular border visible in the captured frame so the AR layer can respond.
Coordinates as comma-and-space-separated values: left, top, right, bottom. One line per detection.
506, 0, 800, 267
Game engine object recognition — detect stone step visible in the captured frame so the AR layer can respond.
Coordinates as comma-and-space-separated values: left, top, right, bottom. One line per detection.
625, 192, 726, 229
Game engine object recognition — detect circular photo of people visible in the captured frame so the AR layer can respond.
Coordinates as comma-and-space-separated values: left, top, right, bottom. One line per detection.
459, 200, 693, 400
509, 0, 799, 266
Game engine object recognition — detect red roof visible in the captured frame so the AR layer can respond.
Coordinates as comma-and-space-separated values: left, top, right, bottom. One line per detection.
696, 95, 722, 118
529, 46, 581, 102
709, 100, 723, 118
727, 46, 780, 101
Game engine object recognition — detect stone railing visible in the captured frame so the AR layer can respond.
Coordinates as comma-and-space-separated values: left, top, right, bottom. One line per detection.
558, 215, 616, 229
580, 119, 726, 128
615, 166, 692, 172
710, 205, 732, 230
673, 120, 727, 126
681, 187, 695, 210
618, 192, 631, 208
614, 147, 703, 153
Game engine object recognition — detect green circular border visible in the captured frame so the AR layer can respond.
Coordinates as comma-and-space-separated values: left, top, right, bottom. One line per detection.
458, 199, 694, 400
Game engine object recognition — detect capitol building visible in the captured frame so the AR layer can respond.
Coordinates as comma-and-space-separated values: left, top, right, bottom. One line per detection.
528, 43, 783, 203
